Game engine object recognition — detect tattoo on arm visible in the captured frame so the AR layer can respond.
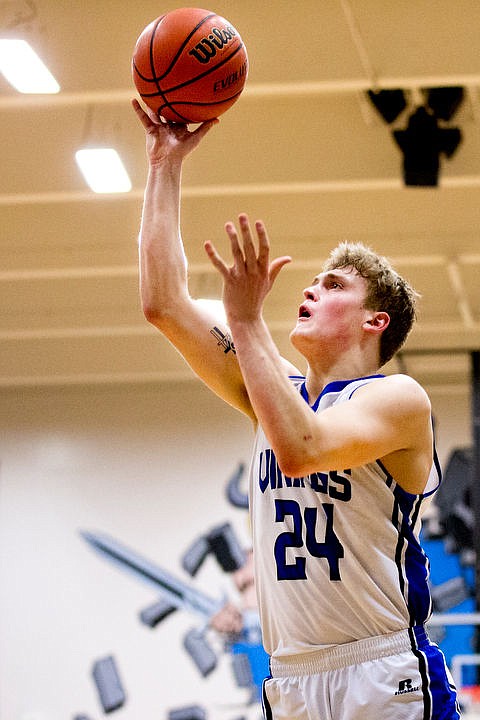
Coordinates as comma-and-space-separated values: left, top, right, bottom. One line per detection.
210, 326, 236, 354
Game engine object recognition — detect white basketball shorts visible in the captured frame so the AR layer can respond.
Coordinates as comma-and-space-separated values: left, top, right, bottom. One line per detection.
262, 627, 461, 720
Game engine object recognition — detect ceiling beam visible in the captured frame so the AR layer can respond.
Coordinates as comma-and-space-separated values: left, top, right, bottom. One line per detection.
0, 75, 480, 109
2, 252, 473, 283
2, 175, 480, 207
2, 318, 480, 342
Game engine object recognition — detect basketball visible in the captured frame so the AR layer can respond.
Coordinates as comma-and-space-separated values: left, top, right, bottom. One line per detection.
132, 7, 248, 123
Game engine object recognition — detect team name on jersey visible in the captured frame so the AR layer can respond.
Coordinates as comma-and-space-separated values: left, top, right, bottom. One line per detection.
258, 449, 352, 502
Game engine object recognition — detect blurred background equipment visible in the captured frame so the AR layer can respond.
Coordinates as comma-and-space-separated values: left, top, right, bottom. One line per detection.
91, 655, 126, 714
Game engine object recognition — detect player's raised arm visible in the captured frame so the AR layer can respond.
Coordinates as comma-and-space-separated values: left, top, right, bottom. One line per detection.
132, 100, 254, 419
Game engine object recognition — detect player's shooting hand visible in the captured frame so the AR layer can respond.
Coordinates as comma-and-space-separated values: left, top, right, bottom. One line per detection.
205, 213, 291, 324
132, 98, 218, 165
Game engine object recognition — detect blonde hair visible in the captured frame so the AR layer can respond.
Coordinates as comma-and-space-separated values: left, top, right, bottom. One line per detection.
323, 242, 418, 365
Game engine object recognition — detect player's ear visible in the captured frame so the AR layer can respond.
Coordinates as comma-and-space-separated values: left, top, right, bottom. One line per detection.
363, 311, 390, 335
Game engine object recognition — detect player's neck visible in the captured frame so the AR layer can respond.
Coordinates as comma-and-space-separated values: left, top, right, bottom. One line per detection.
304, 352, 381, 402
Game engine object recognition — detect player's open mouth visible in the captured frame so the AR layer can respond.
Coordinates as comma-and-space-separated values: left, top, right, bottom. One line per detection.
298, 305, 311, 319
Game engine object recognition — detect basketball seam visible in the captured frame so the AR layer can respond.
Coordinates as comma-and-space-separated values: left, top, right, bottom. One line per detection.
149, 16, 168, 107
157, 86, 245, 112
156, 87, 245, 124
149, 13, 216, 85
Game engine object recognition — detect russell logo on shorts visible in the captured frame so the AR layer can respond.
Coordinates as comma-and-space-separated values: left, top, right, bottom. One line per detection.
395, 679, 420, 695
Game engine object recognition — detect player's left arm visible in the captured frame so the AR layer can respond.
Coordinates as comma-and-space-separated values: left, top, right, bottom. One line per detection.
227, 333, 431, 491
234, 360, 431, 494
278, 374, 433, 490
205, 216, 433, 493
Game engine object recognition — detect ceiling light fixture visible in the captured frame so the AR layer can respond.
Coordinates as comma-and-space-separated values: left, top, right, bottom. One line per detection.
0, 38, 59, 93
75, 148, 132, 194
367, 89, 408, 124
393, 106, 462, 187
425, 86, 464, 122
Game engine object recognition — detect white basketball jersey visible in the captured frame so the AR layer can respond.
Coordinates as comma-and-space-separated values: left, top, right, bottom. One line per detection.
249, 375, 441, 658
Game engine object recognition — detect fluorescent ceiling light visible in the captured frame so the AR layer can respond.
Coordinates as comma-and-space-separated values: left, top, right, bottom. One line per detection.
75, 148, 132, 194
0, 39, 60, 93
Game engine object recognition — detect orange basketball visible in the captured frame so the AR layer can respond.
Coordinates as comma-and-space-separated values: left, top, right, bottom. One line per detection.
132, 7, 248, 123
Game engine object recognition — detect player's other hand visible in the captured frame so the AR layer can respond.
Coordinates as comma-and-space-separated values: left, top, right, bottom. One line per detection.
205, 213, 291, 324
209, 601, 243, 635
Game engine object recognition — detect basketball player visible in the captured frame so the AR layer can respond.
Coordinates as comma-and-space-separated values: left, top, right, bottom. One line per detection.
132, 99, 461, 719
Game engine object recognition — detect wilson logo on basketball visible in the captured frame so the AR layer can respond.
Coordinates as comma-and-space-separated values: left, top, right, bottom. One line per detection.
188, 26, 238, 64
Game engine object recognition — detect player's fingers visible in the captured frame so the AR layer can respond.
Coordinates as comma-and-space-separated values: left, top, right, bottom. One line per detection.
131, 98, 157, 130
204, 240, 229, 276
191, 117, 220, 141
225, 221, 245, 266
165, 119, 187, 131
238, 213, 257, 266
255, 219, 271, 267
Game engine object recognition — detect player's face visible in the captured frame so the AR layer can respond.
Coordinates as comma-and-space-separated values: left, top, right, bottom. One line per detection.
290, 267, 372, 351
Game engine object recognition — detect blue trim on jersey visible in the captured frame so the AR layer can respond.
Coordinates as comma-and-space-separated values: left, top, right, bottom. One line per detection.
347, 374, 386, 399
384, 463, 433, 627
392, 485, 432, 626
298, 374, 385, 411
377, 417, 442, 499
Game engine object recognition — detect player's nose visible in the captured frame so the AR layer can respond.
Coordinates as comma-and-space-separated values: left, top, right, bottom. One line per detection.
303, 285, 318, 301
